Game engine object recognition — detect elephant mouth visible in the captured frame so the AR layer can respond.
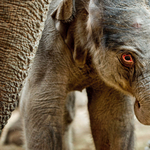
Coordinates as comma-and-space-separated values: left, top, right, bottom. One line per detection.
134, 99, 150, 125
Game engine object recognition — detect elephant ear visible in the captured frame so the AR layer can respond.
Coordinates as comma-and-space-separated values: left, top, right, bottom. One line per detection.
52, 0, 87, 68
51, 0, 76, 41
73, 45, 88, 68
51, 0, 76, 22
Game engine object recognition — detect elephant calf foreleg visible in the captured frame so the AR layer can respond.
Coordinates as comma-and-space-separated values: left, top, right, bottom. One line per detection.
21, 83, 69, 150
87, 83, 135, 150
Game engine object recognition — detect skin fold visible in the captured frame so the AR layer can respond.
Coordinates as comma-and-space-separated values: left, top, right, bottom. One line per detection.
2, 0, 150, 150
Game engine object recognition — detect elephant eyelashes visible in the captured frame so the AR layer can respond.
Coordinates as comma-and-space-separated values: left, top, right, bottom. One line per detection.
121, 54, 134, 67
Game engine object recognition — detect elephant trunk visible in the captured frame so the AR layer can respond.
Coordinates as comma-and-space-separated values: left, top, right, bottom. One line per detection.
0, 0, 51, 131
134, 99, 150, 125
133, 75, 150, 125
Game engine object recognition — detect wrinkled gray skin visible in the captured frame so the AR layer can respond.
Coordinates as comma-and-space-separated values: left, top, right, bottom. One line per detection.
2, 0, 150, 149
17, 0, 150, 150
0, 0, 52, 131
0, 92, 75, 148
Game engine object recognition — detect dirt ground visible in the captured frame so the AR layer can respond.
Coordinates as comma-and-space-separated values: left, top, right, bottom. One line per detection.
0, 91, 150, 150
135, 118, 150, 150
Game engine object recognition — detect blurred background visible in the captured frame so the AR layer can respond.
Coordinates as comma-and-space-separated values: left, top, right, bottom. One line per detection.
0, 90, 150, 150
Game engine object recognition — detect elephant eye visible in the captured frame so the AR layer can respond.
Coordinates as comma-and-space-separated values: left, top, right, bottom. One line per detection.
121, 54, 134, 67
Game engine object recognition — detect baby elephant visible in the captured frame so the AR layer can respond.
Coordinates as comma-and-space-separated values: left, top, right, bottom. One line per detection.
19, 0, 150, 150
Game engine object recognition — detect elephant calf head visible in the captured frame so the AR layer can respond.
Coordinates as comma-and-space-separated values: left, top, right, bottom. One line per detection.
89, 2, 150, 125
53, 0, 150, 125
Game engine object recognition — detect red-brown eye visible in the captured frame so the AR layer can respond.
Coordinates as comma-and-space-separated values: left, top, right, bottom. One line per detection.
121, 54, 134, 67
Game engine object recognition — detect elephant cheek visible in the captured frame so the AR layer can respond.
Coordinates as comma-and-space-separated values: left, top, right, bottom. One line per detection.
134, 100, 150, 125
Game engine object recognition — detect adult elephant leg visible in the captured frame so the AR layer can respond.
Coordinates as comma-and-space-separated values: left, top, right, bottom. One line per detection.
0, 0, 52, 131
87, 82, 135, 150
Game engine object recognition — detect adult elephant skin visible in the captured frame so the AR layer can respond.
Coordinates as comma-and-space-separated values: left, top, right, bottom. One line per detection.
0, 0, 53, 131
19, 0, 150, 150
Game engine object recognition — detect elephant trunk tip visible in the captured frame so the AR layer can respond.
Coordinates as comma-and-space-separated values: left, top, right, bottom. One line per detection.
134, 100, 150, 125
